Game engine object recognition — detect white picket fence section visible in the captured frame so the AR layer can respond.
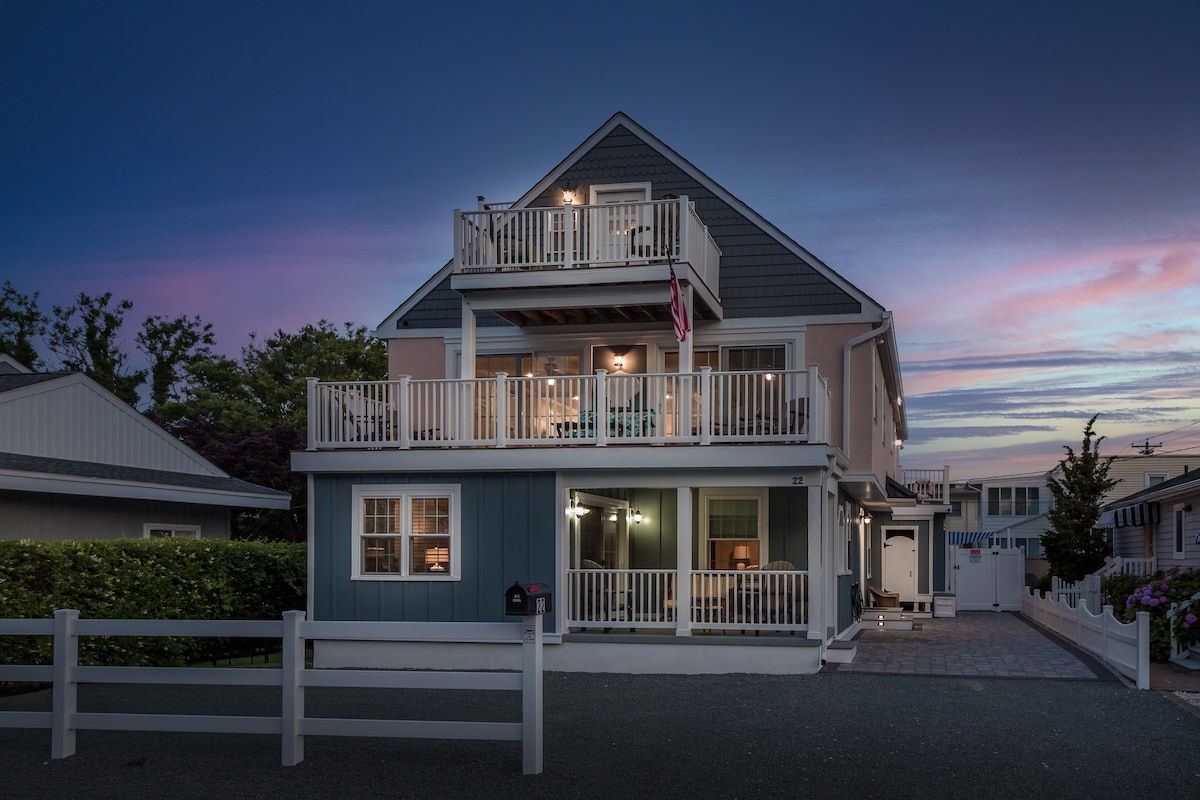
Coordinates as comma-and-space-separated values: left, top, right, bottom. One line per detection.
1052, 574, 1101, 611
1021, 587, 1150, 690
0, 610, 545, 773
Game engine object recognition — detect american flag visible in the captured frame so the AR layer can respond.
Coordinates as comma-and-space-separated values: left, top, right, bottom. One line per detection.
670, 264, 690, 343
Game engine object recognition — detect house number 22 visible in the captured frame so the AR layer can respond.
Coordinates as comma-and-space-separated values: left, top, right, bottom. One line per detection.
792, 476, 804, 485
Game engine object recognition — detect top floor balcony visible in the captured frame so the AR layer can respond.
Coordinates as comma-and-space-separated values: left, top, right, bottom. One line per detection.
305, 367, 831, 451
452, 197, 722, 313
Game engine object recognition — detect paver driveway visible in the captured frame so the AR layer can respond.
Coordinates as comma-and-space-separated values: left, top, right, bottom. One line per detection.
835, 611, 1112, 680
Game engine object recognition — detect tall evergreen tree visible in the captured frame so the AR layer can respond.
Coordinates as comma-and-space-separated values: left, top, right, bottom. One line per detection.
1042, 415, 1118, 582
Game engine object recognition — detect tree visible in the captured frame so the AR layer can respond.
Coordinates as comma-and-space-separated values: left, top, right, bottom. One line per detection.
136, 313, 216, 410
1042, 415, 1119, 582
0, 281, 47, 370
240, 320, 388, 431
47, 292, 146, 405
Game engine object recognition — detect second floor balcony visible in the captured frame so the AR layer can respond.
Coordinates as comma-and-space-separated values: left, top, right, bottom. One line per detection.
451, 197, 722, 325
306, 367, 831, 451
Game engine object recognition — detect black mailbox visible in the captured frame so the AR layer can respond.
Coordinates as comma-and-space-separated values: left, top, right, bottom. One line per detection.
506, 581, 552, 616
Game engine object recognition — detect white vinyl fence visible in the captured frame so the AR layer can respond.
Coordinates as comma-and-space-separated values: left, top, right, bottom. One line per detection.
1052, 574, 1101, 611
1021, 587, 1150, 690
0, 610, 545, 773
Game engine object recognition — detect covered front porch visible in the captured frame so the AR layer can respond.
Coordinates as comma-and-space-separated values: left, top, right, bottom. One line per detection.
559, 482, 819, 641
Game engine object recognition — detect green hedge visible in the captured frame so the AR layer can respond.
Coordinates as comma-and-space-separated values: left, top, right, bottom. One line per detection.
0, 538, 306, 667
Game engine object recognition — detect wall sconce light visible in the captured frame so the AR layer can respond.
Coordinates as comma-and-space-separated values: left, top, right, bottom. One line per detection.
632, 509, 643, 524
612, 354, 625, 372
568, 498, 588, 518
1185, 504, 1194, 513
861, 511, 873, 526
562, 185, 575, 205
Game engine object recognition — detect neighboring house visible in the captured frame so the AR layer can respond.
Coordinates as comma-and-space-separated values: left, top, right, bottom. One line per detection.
0, 357, 291, 540
1100, 468, 1200, 573
291, 112, 949, 674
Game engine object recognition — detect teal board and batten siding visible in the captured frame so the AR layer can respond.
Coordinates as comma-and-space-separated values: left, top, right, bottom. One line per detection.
310, 472, 559, 628
766, 487, 809, 568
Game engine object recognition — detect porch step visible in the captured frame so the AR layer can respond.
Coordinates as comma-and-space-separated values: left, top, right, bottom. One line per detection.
863, 608, 914, 630
826, 640, 857, 664
1169, 644, 1200, 672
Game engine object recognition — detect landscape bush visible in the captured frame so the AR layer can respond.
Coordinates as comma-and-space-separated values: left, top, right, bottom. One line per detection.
1117, 566, 1200, 662
0, 538, 306, 668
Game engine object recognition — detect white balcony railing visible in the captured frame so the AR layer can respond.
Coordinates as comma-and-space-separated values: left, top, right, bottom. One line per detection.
307, 367, 831, 450
902, 467, 951, 503
454, 196, 721, 290
566, 568, 809, 633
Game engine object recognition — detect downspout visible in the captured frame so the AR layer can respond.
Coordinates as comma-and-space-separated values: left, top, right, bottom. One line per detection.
842, 312, 893, 456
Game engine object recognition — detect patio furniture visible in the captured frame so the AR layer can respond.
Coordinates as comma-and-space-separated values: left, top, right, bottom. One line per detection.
869, 585, 901, 608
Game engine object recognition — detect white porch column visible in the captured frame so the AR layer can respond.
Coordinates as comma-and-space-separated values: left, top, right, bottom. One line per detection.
675, 485, 693, 636
807, 483, 825, 641
460, 298, 476, 379
678, 282, 694, 440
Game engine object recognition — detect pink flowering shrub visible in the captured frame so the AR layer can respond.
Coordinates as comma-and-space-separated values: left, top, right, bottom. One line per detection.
1122, 566, 1200, 661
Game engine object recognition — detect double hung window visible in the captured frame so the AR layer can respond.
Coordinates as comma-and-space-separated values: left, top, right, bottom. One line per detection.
352, 484, 460, 579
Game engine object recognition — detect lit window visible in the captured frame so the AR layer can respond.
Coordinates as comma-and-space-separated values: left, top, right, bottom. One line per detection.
352, 485, 460, 580
702, 490, 767, 570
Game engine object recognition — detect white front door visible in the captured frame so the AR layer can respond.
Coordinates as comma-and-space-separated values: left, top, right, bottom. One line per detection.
882, 530, 917, 602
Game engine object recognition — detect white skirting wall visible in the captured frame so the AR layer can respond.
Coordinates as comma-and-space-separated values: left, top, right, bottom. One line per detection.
314, 636, 823, 675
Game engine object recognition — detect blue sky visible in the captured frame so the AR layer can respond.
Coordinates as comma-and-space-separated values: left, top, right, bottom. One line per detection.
3, 1, 1199, 480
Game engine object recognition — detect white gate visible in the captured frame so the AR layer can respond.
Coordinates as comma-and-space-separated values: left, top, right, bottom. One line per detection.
953, 548, 1023, 611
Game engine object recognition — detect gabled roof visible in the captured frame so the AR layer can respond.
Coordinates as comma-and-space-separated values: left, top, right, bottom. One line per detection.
376, 112, 886, 335
0, 372, 67, 392
1104, 469, 1200, 508
0, 371, 290, 511
0, 451, 292, 509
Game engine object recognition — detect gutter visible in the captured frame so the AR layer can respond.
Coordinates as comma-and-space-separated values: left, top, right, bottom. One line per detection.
842, 312, 892, 455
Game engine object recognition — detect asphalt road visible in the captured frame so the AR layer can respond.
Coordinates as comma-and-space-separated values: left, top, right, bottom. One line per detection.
1, 669, 1198, 800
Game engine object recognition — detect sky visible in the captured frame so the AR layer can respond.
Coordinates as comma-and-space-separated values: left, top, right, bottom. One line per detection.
2, 1, 1199, 481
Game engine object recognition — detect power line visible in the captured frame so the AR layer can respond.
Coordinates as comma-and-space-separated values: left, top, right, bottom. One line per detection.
1131, 438, 1163, 456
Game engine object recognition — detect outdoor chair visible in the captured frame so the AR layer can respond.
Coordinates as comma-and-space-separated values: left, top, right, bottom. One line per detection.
869, 585, 901, 608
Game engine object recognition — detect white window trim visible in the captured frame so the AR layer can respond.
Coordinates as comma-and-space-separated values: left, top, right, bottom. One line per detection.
1173, 504, 1187, 559
588, 182, 652, 204
1147, 473, 1169, 488
143, 524, 200, 540
351, 484, 461, 581
699, 488, 769, 568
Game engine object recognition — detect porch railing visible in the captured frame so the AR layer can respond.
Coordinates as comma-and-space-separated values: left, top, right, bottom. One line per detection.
453, 196, 721, 290
566, 568, 808, 633
1095, 556, 1158, 579
902, 467, 950, 503
307, 366, 831, 450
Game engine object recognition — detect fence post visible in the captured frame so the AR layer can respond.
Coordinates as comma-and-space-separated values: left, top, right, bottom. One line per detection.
521, 615, 544, 775
1135, 611, 1150, 690
281, 610, 306, 766
51, 609, 79, 759
1101, 604, 1112, 666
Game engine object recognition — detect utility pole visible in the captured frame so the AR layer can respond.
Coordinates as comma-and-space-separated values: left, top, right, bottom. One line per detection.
1131, 439, 1163, 456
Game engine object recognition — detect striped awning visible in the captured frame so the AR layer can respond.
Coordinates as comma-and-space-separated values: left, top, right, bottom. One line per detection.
1097, 503, 1159, 529
947, 530, 995, 545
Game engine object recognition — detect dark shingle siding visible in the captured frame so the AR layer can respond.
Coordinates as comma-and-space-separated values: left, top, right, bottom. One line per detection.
396, 123, 861, 328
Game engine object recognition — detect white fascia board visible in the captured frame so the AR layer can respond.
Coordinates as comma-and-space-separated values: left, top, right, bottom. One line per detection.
0, 470, 291, 510
292, 445, 840, 475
